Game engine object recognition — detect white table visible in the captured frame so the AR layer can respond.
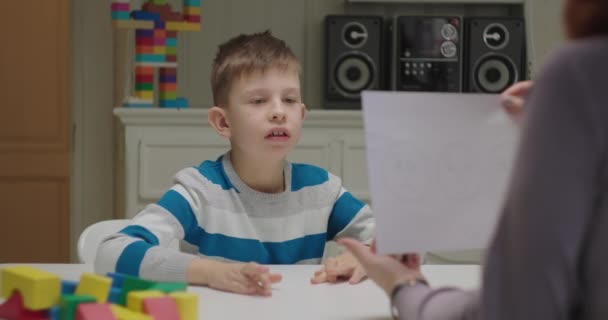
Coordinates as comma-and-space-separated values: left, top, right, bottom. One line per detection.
0, 264, 480, 320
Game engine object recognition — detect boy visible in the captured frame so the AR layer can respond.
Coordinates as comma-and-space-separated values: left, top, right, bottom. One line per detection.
95, 31, 375, 296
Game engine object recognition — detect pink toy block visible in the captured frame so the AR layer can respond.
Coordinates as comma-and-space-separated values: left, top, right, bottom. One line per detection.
0, 291, 47, 320
142, 296, 180, 320
75, 303, 116, 320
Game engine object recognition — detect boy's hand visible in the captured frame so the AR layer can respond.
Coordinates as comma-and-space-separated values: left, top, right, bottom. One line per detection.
189, 260, 282, 296
310, 250, 368, 285
338, 238, 425, 296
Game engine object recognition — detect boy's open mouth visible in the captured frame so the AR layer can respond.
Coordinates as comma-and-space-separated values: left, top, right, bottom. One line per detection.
265, 128, 290, 139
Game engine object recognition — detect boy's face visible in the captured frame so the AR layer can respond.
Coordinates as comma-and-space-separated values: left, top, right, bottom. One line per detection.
222, 67, 306, 160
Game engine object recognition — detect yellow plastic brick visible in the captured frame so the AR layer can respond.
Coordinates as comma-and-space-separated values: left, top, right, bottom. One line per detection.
0, 266, 61, 310
111, 304, 153, 320
169, 292, 198, 320
126, 290, 164, 313
75, 273, 112, 303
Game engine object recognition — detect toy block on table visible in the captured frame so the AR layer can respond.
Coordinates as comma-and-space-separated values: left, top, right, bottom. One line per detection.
75, 303, 116, 320
0, 293, 48, 320
106, 273, 126, 289
169, 292, 197, 320
142, 296, 180, 320
148, 281, 187, 294
59, 294, 96, 320
107, 287, 122, 304
117, 276, 156, 306
110, 305, 152, 320
49, 306, 61, 320
75, 273, 112, 303
126, 290, 164, 313
62, 280, 78, 295
1, 266, 61, 311
0, 291, 23, 319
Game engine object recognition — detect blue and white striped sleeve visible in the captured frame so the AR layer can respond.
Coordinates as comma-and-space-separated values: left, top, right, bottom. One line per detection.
328, 185, 375, 244
95, 172, 202, 282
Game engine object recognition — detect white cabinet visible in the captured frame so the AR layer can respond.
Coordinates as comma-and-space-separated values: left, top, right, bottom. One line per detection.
114, 107, 482, 263
114, 108, 368, 217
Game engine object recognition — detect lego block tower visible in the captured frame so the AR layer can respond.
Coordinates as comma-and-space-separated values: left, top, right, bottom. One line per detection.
111, 0, 202, 108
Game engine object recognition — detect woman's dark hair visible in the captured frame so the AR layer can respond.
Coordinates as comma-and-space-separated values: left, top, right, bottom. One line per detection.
564, 0, 608, 39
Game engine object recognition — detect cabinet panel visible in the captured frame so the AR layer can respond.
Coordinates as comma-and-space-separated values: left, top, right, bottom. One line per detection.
342, 135, 370, 203
139, 133, 230, 199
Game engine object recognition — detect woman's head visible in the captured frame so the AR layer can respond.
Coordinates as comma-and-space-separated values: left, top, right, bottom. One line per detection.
564, 0, 608, 39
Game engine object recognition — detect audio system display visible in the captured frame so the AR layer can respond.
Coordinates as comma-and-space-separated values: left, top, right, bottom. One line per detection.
392, 16, 463, 92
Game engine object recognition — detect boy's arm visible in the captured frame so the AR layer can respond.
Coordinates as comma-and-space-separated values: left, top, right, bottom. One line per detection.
94, 185, 201, 282
311, 186, 375, 284
328, 187, 375, 244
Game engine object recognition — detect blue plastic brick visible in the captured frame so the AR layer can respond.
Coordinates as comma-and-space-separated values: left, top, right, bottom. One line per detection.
159, 74, 177, 83
160, 98, 189, 108
107, 272, 127, 288
131, 10, 161, 21
49, 306, 61, 320
136, 29, 154, 38
154, 20, 166, 29
107, 287, 122, 304
61, 280, 78, 295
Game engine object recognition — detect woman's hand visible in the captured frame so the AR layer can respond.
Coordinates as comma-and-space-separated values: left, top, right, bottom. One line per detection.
500, 80, 533, 117
338, 238, 425, 296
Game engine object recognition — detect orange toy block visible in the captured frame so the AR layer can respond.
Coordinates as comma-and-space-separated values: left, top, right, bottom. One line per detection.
126, 290, 164, 313
142, 296, 180, 320
110, 304, 152, 320
75, 273, 112, 303
169, 292, 198, 320
76, 303, 116, 320
0, 266, 61, 311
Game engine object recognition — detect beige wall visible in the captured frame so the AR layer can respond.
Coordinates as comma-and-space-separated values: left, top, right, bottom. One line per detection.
71, 0, 563, 261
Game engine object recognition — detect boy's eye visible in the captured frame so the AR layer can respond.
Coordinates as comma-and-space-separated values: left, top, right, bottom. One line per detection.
284, 98, 298, 104
251, 98, 265, 104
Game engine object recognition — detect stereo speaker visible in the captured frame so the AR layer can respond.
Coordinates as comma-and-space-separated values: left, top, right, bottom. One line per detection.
464, 18, 527, 93
324, 15, 385, 109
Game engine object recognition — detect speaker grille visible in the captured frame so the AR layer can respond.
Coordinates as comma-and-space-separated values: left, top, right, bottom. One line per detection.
324, 15, 384, 109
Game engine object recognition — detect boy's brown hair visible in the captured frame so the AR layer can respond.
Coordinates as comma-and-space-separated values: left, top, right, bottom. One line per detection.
211, 30, 301, 106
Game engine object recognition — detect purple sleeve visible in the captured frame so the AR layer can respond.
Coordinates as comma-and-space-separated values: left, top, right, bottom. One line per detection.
392, 286, 479, 319
480, 40, 605, 319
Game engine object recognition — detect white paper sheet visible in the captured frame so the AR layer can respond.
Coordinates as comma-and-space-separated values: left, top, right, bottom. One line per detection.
362, 91, 520, 254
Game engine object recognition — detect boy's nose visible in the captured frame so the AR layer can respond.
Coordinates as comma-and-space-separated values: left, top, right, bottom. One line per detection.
269, 101, 287, 121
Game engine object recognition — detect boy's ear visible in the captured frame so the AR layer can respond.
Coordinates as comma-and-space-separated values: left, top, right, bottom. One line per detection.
208, 106, 231, 138
301, 103, 307, 120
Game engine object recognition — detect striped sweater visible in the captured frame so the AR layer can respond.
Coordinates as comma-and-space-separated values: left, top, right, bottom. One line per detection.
95, 152, 375, 282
